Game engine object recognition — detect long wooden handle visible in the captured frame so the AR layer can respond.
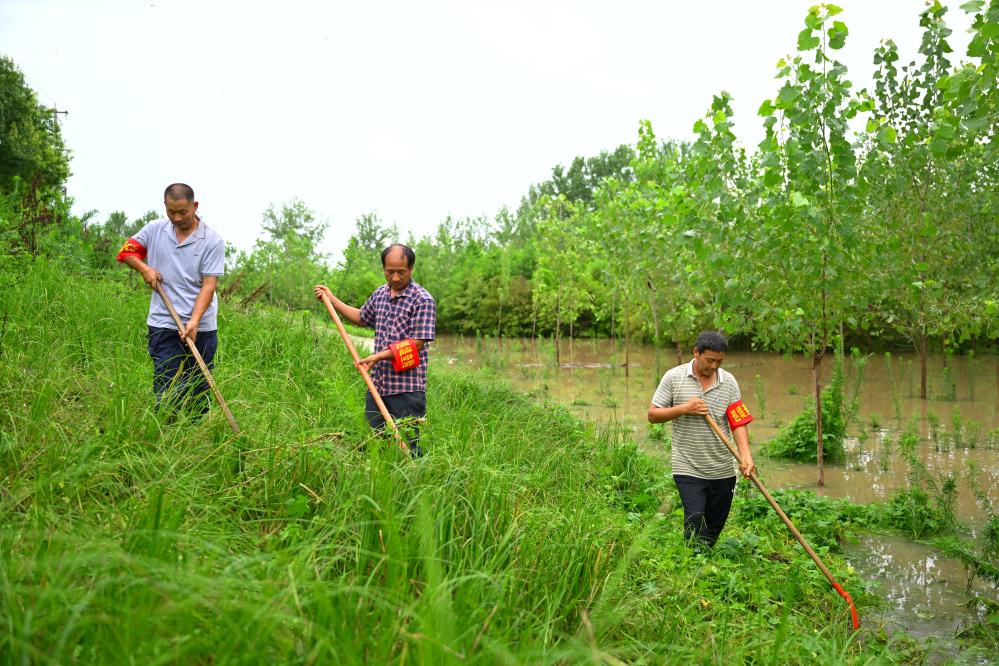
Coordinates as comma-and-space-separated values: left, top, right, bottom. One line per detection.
703, 413, 859, 629
318, 292, 408, 453
154, 283, 241, 434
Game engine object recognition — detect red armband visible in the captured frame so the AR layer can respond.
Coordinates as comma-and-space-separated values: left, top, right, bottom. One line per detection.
389, 338, 420, 372
726, 399, 753, 430
116, 238, 147, 262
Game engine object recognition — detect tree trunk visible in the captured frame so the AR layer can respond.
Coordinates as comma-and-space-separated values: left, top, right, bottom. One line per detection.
814, 350, 825, 487
555, 291, 561, 366
569, 316, 574, 367
676, 340, 683, 367
919, 332, 928, 400
648, 284, 661, 377
624, 295, 631, 377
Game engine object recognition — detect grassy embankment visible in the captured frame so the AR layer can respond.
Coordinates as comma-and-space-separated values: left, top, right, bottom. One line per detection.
2, 258, 911, 664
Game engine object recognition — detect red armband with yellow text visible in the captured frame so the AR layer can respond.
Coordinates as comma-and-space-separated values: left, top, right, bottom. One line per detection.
726, 399, 753, 430
116, 238, 147, 262
389, 338, 420, 372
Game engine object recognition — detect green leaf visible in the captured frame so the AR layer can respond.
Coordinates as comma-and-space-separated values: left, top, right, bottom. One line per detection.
877, 125, 897, 144
791, 192, 810, 208
828, 20, 848, 49
778, 83, 801, 105
797, 28, 820, 51
794, 307, 805, 316
758, 99, 775, 116
959, 0, 982, 11
826, 4, 844, 16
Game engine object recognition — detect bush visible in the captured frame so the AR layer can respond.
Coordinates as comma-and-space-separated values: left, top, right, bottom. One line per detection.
765, 354, 847, 462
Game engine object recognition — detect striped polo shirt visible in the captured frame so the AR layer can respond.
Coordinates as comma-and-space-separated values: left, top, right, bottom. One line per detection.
651, 360, 743, 479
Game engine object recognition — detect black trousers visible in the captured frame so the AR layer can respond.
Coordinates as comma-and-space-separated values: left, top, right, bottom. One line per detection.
365, 391, 426, 457
147, 326, 218, 414
673, 474, 737, 548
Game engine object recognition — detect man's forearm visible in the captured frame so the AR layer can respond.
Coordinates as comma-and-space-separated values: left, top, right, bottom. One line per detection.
189, 277, 218, 325
647, 404, 686, 424
122, 255, 148, 274
733, 426, 752, 462
331, 295, 363, 327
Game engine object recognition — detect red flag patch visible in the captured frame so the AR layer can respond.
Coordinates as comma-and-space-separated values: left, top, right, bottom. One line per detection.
726, 399, 753, 430
116, 238, 147, 262
390, 338, 420, 372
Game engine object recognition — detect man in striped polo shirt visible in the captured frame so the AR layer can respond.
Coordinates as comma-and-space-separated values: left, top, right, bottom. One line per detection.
648, 331, 755, 548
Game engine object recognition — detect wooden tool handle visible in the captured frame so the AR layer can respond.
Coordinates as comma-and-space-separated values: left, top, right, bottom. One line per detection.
319, 291, 408, 453
154, 283, 240, 434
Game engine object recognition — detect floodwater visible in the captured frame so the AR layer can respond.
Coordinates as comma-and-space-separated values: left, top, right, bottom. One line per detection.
432, 334, 999, 646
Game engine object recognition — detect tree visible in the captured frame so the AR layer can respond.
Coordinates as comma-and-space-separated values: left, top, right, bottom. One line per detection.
750, 5, 870, 485
232, 199, 330, 311
0, 56, 70, 194
0, 55, 72, 254
864, 2, 973, 398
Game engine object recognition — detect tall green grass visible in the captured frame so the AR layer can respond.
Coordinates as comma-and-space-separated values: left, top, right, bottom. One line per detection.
1, 258, 909, 663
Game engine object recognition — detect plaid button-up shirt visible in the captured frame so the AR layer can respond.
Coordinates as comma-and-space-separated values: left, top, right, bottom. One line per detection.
360, 281, 436, 395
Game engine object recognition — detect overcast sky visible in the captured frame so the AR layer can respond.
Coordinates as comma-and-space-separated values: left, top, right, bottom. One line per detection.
1, 0, 975, 261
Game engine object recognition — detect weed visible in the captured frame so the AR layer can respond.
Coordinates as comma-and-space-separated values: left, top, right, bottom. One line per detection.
766, 350, 847, 463
951, 406, 964, 448
926, 411, 943, 452
754, 373, 766, 420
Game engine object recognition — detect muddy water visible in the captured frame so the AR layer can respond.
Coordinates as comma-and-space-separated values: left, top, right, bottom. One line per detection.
846, 535, 995, 636
433, 335, 999, 645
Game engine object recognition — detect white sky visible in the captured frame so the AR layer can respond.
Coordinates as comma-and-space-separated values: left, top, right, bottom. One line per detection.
1, 0, 975, 261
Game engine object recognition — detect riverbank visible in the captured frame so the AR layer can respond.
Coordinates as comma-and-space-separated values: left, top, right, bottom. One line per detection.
0, 259, 982, 663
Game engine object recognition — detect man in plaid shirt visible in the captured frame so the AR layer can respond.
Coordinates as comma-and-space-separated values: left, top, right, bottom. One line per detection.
315, 244, 436, 456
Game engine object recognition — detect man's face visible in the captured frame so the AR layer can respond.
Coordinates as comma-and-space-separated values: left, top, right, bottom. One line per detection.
165, 196, 198, 231
693, 348, 725, 378
383, 249, 413, 293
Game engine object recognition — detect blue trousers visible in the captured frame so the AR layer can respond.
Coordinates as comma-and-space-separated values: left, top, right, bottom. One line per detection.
147, 326, 218, 413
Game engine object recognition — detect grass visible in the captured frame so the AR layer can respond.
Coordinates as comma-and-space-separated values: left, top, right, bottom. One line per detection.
0, 257, 932, 664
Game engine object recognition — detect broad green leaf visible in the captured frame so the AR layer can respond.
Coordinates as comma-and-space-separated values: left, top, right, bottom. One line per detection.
826, 4, 844, 16
877, 125, 897, 144
828, 20, 848, 49
778, 83, 801, 105
959, 0, 982, 11
758, 99, 775, 116
797, 28, 820, 51
791, 191, 810, 208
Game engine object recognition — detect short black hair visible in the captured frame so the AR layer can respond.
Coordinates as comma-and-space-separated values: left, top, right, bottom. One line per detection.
381, 244, 415, 268
164, 183, 195, 202
694, 331, 728, 353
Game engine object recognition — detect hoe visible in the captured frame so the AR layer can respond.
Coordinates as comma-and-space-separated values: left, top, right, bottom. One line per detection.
704, 413, 860, 630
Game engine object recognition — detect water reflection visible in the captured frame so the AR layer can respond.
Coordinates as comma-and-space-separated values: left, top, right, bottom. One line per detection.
847, 535, 996, 638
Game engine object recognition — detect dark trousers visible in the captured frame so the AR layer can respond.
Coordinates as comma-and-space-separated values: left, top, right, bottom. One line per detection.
365, 391, 426, 457
147, 326, 218, 414
673, 474, 737, 548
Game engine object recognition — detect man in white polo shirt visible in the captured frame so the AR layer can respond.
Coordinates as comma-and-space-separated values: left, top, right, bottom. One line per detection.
648, 331, 756, 548
116, 183, 225, 413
